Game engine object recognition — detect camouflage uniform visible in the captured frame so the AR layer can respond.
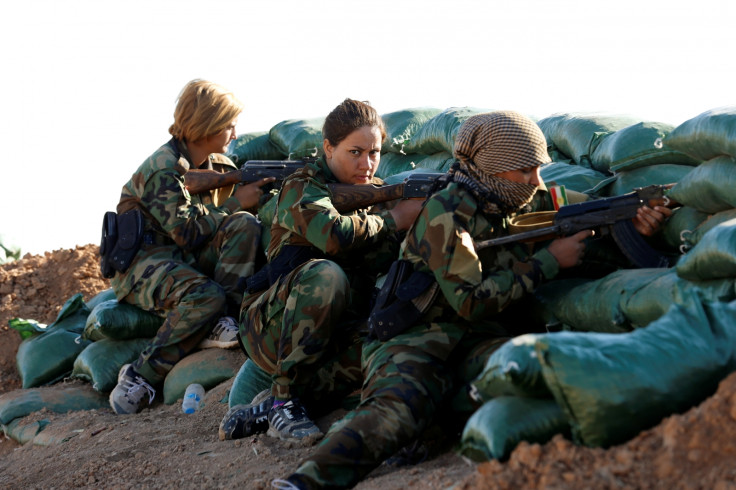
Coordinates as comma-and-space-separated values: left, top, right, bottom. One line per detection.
286, 183, 560, 489
239, 157, 403, 402
110, 139, 262, 385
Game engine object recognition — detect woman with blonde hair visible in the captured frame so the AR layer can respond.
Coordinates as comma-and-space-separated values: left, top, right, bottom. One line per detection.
106, 79, 271, 415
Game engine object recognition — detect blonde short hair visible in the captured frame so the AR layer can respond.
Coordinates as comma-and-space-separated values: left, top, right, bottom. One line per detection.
168, 79, 244, 142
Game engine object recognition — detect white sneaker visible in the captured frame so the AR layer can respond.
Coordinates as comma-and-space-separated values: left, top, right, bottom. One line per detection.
198, 316, 240, 349
109, 364, 156, 415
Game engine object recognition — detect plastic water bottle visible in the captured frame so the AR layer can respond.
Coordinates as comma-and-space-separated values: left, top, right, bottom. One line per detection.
182, 383, 205, 414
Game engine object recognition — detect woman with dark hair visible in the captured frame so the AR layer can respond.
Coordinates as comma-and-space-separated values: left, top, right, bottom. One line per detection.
107, 79, 271, 415
219, 98, 422, 443
278, 110, 671, 489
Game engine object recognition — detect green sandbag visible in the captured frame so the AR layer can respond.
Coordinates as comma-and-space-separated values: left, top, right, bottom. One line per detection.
663, 106, 736, 161
162, 348, 243, 404
83, 299, 163, 341
471, 334, 551, 401
531, 277, 591, 329
537, 113, 640, 168
85, 288, 117, 310
622, 269, 735, 328
381, 107, 443, 154
2, 418, 49, 445
375, 152, 432, 179
269, 117, 324, 159
229, 131, 286, 163
667, 156, 736, 213
676, 217, 736, 281
16, 328, 91, 388
661, 206, 710, 252
536, 291, 736, 448
49, 293, 91, 335
533, 270, 672, 333
458, 397, 570, 462
681, 209, 736, 252
71, 338, 151, 392
15, 293, 93, 387
402, 107, 491, 155
591, 121, 697, 173
603, 164, 694, 197
539, 162, 608, 193
0, 384, 109, 425
229, 359, 272, 407
417, 152, 454, 172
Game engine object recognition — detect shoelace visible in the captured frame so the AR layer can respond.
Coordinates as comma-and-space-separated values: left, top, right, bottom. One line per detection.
271, 479, 300, 489
122, 375, 156, 405
213, 317, 238, 336
278, 400, 307, 421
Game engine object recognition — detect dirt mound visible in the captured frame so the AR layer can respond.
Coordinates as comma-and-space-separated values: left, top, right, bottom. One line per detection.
0, 244, 109, 395
1, 245, 736, 489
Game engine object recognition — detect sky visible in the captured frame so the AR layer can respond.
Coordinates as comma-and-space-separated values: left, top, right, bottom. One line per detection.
1, 0, 734, 256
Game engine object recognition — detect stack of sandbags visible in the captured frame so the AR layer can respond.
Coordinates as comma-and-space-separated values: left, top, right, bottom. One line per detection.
460, 291, 736, 461
459, 107, 736, 462
537, 112, 641, 170
664, 107, 736, 263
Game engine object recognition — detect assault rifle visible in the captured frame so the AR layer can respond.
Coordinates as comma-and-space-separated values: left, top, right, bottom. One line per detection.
475, 185, 676, 268
183, 157, 315, 194
184, 156, 442, 212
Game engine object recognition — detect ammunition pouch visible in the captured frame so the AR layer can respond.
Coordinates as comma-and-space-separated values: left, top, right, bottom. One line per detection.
367, 259, 440, 342
99, 209, 144, 278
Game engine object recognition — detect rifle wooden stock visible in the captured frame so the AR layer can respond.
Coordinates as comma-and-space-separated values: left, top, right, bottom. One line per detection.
329, 183, 406, 212
184, 168, 244, 194
329, 172, 441, 212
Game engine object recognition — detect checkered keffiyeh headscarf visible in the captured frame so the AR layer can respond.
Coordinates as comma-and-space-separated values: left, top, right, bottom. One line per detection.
451, 111, 550, 215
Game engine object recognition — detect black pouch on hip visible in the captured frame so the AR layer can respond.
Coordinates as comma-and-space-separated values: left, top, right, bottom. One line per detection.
367, 259, 440, 342
99, 209, 143, 278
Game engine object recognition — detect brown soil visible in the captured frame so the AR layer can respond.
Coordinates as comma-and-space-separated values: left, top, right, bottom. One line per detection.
1, 245, 736, 489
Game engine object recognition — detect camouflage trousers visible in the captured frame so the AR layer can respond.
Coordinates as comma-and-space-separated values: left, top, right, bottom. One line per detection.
116, 212, 261, 385
286, 314, 509, 489
239, 259, 363, 402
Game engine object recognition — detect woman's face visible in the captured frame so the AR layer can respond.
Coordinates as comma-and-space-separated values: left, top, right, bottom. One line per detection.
324, 125, 382, 185
205, 118, 239, 154
494, 166, 543, 187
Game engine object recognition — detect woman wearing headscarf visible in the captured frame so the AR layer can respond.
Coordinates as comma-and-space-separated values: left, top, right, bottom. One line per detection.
278, 110, 599, 489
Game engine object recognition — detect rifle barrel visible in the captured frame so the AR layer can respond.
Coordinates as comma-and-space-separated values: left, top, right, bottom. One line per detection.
475, 224, 561, 250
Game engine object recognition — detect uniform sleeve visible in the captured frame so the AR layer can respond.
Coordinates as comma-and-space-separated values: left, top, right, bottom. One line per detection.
142, 168, 242, 251
408, 195, 559, 322
276, 176, 394, 255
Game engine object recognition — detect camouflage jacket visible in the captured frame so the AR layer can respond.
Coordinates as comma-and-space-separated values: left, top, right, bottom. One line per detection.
400, 182, 559, 324
266, 157, 404, 308
268, 157, 399, 257
116, 138, 242, 251
110, 139, 243, 297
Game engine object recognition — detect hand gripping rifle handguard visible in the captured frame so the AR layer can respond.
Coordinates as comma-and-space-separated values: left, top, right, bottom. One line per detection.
475, 185, 676, 268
